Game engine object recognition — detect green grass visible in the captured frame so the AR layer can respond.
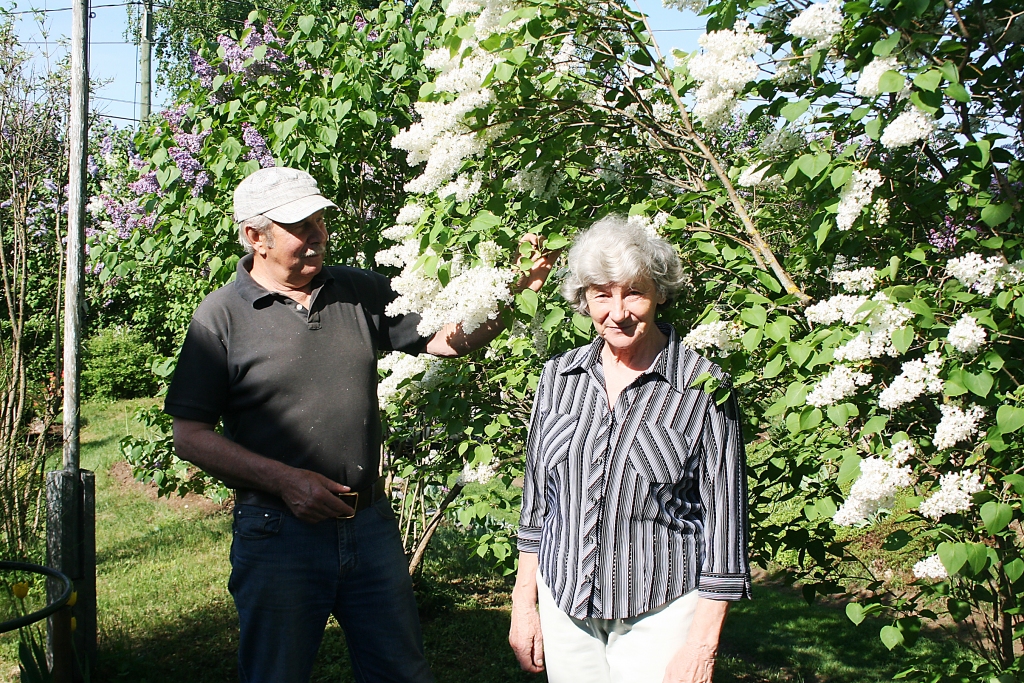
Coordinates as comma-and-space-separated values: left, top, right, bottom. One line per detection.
0, 400, 965, 682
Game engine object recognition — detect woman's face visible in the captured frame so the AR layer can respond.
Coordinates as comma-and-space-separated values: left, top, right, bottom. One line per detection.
585, 277, 666, 352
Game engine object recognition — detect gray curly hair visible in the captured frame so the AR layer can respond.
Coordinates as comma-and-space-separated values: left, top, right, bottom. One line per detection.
238, 214, 275, 254
560, 215, 686, 315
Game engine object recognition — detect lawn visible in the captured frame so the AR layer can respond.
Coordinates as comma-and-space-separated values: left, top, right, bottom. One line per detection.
2, 399, 955, 682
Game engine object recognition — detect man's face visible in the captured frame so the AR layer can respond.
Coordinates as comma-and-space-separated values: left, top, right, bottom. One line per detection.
259, 210, 328, 282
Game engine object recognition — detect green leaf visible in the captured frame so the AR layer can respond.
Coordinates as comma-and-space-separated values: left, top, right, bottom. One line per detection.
827, 403, 853, 426
838, 450, 861, 486
997, 405, 1024, 433
517, 289, 538, 317
981, 203, 1013, 227
796, 153, 830, 179
962, 369, 993, 397
493, 61, 516, 81
740, 305, 767, 328
883, 530, 913, 551
944, 82, 970, 102
861, 415, 888, 437
846, 602, 865, 625
762, 354, 785, 379
947, 599, 971, 621
800, 407, 823, 431
913, 69, 943, 91
358, 110, 378, 127
307, 40, 324, 57
880, 625, 903, 650
222, 136, 242, 161
872, 32, 901, 56
787, 343, 812, 367
298, 15, 316, 35
890, 326, 914, 354
864, 118, 881, 140
1005, 558, 1024, 583
781, 99, 810, 122
878, 70, 906, 93
938, 542, 968, 575
981, 501, 1013, 534
830, 166, 853, 189
785, 382, 807, 408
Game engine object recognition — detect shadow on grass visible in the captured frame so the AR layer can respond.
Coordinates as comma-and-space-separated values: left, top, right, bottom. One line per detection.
719, 584, 952, 683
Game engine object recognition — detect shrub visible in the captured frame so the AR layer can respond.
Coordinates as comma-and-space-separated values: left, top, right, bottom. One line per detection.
82, 327, 158, 400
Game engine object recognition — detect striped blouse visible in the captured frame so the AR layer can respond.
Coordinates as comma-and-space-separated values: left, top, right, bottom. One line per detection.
517, 324, 752, 620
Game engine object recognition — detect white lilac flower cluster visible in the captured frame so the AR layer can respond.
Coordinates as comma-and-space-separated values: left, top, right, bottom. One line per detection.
880, 106, 935, 149
836, 169, 883, 231
381, 203, 426, 243
392, 0, 522, 201
918, 469, 984, 519
411, 266, 515, 337
831, 266, 877, 292
681, 320, 743, 356
855, 56, 904, 98
913, 554, 949, 580
760, 128, 805, 156
946, 252, 1024, 296
662, 0, 708, 12
933, 404, 986, 451
871, 197, 890, 226
458, 459, 499, 485
377, 352, 440, 407
787, 0, 843, 49
828, 293, 913, 362
737, 164, 783, 190
805, 293, 870, 325
947, 315, 987, 355
508, 165, 564, 200
688, 21, 766, 128
806, 365, 873, 407
833, 441, 915, 526
772, 59, 805, 85
878, 352, 944, 410
627, 212, 671, 238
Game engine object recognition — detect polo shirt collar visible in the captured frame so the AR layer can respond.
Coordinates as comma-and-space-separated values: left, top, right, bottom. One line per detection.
234, 253, 334, 307
562, 322, 685, 392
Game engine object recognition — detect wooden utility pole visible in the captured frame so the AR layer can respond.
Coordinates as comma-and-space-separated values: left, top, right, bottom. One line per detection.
47, 0, 96, 675
139, 0, 153, 121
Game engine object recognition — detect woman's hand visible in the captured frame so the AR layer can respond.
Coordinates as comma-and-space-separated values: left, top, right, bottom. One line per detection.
662, 641, 717, 683
509, 551, 545, 672
663, 597, 730, 683
509, 599, 545, 673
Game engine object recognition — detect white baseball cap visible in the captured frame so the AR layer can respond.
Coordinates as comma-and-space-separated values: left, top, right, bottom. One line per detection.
233, 167, 338, 224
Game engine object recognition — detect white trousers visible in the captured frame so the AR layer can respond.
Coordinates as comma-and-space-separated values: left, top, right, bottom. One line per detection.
537, 571, 699, 683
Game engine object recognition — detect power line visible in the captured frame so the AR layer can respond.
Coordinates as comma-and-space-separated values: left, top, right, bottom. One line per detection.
94, 94, 140, 105
5, 2, 139, 15
19, 39, 135, 44
95, 112, 140, 122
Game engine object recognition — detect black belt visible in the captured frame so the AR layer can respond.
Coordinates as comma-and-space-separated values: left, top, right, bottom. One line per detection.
234, 478, 386, 518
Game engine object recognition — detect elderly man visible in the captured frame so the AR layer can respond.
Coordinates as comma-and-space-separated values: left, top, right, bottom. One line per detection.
165, 167, 554, 683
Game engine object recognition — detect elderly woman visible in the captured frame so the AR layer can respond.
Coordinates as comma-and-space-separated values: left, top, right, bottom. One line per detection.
508, 217, 751, 683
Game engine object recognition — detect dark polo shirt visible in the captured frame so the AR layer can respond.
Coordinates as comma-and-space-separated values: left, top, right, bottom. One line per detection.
164, 254, 427, 491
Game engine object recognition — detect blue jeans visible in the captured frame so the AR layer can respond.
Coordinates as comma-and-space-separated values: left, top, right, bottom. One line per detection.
228, 497, 434, 683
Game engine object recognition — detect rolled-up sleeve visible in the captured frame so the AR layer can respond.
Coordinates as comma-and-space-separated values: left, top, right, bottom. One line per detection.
517, 363, 553, 554
696, 390, 753, 601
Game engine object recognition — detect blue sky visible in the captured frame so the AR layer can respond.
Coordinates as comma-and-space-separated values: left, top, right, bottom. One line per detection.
10, 0, 705, 129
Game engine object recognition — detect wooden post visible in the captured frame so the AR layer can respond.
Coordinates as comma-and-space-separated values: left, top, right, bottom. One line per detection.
47, 0, 96, 676
139, 0, 153, 121
46, 470, 96, 682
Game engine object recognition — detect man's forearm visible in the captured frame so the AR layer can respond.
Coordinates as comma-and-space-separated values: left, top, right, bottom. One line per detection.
172, 418, 293, 495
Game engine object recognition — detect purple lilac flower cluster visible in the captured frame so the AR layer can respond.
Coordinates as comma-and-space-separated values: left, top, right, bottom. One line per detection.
173, 128, 211, 155
100, 195, 157, 239
190, 52, 217, 89
161, 104, 189, 129
129, 170, 162, 197
216, 22, 287, 82
241, 123, 275, 168
100, 135, 114, 157
929, 214, 970, 252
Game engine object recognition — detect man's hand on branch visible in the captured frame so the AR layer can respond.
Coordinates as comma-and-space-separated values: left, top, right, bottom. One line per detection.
514, 233, 561, 294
